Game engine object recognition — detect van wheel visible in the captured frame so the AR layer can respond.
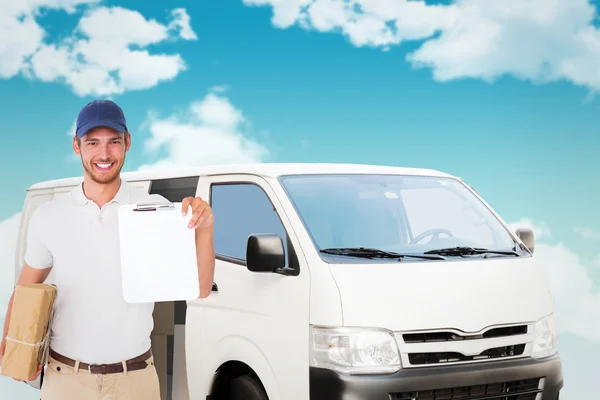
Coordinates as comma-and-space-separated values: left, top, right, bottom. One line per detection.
230, 375, 268, 400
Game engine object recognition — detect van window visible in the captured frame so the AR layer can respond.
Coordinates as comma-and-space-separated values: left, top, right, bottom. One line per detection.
280, 174, 519, 260
149, 176, 199, 201
210, 183, 288, 266
401, 186, 494, 246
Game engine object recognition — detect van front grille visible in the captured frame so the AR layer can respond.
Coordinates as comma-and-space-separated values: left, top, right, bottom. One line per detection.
408, 344, 526, 365
402, 325, 528, 344
389, 377, 542, 400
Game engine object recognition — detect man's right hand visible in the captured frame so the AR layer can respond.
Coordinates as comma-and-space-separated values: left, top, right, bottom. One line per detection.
28, 364, 43, 381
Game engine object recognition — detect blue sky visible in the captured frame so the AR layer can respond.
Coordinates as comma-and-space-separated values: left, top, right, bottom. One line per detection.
0, 0, 599, 398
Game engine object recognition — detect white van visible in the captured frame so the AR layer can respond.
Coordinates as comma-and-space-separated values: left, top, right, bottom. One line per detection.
15, 163, 563, 400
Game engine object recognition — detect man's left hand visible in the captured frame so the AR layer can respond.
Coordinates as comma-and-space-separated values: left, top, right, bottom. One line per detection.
182, 197, 214, 231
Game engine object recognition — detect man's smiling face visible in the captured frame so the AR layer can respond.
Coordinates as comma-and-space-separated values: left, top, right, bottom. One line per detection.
74, 127, 131, 184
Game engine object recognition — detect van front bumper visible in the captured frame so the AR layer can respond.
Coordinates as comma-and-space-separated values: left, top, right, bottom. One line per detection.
309, 354, 563, 400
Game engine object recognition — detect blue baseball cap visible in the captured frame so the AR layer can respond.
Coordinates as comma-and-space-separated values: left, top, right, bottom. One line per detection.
75, 100, 128, 138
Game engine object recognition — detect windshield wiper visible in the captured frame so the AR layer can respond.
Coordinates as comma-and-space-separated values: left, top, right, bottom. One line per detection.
423, 246, 520, 257
320, 247, 446, 260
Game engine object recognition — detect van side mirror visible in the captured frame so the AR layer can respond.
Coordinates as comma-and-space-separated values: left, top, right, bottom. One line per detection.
246, 234, 286, 273
515, 228, 535, 254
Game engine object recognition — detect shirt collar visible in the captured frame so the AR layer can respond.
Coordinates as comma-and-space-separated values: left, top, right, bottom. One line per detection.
71, 179, 131, 206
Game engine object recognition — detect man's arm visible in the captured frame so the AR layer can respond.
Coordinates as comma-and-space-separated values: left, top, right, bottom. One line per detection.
195, 228, 215, 298
182, 196, 216, 299
0, 264, 52, 365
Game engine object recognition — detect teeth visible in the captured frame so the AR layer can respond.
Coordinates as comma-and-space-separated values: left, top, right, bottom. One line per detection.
96, 163, 112, 168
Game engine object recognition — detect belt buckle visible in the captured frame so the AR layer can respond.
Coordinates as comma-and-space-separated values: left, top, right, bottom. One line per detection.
89, 363, 111, 374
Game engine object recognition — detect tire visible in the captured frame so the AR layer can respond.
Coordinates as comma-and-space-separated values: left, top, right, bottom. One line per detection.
229, 375, 269, 400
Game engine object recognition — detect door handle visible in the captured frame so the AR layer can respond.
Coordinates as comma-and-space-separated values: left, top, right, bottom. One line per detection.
212, 282, 218, 292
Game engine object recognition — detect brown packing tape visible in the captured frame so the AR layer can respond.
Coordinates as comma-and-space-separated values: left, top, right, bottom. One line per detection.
1, 284, 56, 381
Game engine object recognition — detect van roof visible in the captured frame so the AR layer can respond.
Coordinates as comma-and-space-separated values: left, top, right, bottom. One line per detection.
27, 163, 457, 190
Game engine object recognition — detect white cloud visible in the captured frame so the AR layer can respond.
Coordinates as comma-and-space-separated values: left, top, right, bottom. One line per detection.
535, 242, 600, 341
245, 0, 600, 91
508, 220, 600, 342
244, 0, 314, 28
0, 11, 45, 78
574, 227, 600, 241
75, 6, 172, 46
0, 0, 94, 79
0, 0, 99, 78
1, 1, 197, 96
136, 89, 270, 171
168, 8, 198, 40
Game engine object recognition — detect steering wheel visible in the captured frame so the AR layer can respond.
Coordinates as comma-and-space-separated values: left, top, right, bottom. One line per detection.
410, 228, 453, 244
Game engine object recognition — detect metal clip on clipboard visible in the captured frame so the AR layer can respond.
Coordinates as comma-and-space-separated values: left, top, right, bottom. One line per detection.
133, 195, 175, 212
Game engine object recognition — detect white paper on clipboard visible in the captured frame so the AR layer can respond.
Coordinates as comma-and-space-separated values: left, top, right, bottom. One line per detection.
117, 196, 199, 303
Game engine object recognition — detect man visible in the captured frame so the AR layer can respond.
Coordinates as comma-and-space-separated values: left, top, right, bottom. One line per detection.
0, 100, 215, 399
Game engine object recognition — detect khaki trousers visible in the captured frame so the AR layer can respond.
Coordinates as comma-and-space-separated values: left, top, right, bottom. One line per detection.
40, 353, 161, 400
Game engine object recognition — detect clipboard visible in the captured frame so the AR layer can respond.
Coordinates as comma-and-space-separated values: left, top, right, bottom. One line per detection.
118, 196, 200, 303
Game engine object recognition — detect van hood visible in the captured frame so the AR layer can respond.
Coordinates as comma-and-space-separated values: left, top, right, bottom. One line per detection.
328, 256, 553, 333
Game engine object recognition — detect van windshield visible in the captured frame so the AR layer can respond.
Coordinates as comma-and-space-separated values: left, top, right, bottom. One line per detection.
279, 174, 523, 261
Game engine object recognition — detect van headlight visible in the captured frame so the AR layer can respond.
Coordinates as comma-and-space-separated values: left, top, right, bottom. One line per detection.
309, 326, 401, 374
531, 314, 558, 359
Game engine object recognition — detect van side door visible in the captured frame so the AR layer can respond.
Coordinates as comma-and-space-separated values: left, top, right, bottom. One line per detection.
185, 174, 311, 400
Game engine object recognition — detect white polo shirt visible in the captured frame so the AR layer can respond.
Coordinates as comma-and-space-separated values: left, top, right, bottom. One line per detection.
24, 179, 163, 364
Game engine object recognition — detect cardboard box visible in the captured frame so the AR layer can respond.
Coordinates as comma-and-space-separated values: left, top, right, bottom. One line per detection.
1, 284, 56, 381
